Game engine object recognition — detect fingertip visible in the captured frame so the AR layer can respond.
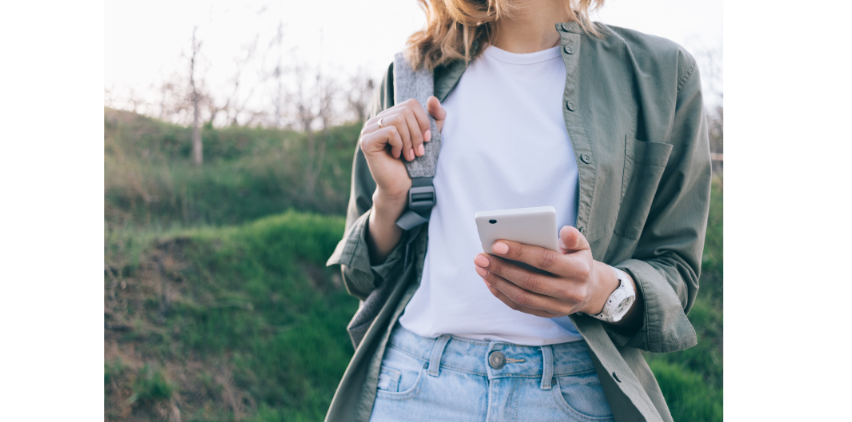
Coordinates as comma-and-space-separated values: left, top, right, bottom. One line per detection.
427, 96, 444, 113
492, 241, 509, 255
558, 226, 573, 248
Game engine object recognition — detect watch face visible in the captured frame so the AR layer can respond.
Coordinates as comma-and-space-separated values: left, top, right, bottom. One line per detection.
616, 297, 633, 314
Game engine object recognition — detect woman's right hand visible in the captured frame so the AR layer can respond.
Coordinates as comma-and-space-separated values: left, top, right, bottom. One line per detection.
359, 96, 447, 202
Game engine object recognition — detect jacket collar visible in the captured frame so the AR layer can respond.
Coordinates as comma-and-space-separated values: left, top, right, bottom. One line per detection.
556, 21, 583, 34
433, 20, 584, 102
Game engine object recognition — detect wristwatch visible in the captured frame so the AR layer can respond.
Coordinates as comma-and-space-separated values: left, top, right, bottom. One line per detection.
587, 267, 636, 323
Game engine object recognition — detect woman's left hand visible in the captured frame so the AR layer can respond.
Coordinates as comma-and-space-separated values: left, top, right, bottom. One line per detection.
473, 226, 620, 318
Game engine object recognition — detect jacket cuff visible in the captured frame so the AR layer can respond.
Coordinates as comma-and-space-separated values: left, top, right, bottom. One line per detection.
606, 259, 698, 353
326, 208, 407, 300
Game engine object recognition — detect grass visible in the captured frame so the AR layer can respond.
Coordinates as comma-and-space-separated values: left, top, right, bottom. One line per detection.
105, 211, 357, 421
129, 364, 176, 406
105, 107, 361, 230
104, 109, 723, 421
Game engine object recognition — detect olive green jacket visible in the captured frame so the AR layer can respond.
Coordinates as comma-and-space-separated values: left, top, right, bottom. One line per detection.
326, 21, 711, 422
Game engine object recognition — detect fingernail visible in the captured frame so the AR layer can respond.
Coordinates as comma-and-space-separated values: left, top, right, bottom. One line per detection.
474, 254, 489, 267
475, 266, 488, 277
493, 242, 509, 254
483, 279, 492, 288
424, 129, 431, 141
409, 148, 415, 161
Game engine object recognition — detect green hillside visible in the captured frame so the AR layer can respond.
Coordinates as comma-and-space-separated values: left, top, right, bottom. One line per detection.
104, 109, 722, 421
105, 108, 360, 230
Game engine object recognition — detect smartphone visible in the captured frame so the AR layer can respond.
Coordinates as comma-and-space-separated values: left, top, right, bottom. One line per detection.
475, 206, 560, 269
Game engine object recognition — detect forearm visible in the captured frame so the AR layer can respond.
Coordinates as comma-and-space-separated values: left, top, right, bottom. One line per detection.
366, 190, 407, 265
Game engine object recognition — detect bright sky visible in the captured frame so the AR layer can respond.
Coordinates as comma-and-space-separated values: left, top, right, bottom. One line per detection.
105, 0, 722, 115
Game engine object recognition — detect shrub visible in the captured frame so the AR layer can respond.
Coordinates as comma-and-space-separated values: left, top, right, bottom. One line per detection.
650, 360, 723, 422
128, 364, 175, 405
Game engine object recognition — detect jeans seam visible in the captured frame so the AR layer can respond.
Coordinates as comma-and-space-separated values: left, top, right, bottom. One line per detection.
439, 365, 487, 377
554, 368, 597, 377
386, 345, 428, 364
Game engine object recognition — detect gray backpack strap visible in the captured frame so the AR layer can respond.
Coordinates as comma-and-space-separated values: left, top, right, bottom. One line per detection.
392, 52, 441, 231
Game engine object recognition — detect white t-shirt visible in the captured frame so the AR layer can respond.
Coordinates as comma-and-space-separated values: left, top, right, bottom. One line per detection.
398, 45, 584, 345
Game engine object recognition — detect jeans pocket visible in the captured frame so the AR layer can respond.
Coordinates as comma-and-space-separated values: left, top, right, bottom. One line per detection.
375, 346, 427, 400
552, 371, 614, 421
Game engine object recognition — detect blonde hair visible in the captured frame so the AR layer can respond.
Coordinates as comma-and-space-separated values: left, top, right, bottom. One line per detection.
405, 0, 605, 71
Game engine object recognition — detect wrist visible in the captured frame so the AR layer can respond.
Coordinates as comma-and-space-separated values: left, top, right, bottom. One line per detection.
369, 189, 407, 235
583, 261, 620, 315
373, 189, 408, 215
367, 192, 406, 265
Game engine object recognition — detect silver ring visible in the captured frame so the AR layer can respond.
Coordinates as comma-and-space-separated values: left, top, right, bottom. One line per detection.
377, 117, 384, 129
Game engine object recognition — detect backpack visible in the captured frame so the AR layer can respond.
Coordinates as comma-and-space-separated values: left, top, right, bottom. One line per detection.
347, 52, 442, 348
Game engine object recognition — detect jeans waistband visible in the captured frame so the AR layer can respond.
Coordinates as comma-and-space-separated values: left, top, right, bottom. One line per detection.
387, 322, 596, 389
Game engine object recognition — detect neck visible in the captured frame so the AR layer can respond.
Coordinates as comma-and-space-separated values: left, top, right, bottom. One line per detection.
491, 0, 572, 53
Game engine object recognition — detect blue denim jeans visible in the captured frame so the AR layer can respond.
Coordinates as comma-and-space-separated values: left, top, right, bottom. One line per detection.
370, 322, 614, 421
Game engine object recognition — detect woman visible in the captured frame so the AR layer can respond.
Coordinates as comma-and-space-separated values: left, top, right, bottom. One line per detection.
326, 0, 711, 420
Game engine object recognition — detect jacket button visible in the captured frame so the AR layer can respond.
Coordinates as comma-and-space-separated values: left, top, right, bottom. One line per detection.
560, 23, 572, 32
563, 46, 573, 55
612, 371, 622, 383
578, 227, 586, 234
565, 101, 575, 111
581, 154, 592, 164
489, 351, 506, 369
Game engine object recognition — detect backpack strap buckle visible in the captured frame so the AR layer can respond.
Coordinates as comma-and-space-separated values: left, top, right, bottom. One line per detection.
408, 178, 435, 214
395, 177, 435, 230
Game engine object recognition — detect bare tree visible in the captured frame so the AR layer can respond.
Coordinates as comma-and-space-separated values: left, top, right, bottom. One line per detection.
290, 64, 319, 195
205, 35, 260, 127
189, 26, 203, 165
286, 60, 340, 200
347, 71, 374, 123
155, 73, 185, 122
693, 46, 723, 177
270, 21, 286, 128
126, 87, 146, 114
707, 104, 723, 176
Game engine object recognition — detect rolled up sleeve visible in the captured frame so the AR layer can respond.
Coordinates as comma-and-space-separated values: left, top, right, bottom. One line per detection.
606, 53, 711, 353
326, 206, 407, 301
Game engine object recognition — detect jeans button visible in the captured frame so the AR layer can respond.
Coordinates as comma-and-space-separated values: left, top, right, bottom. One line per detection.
489, 351, 506, 369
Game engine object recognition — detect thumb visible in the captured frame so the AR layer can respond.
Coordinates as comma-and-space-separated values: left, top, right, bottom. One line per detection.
426, 96, 447, 132
558, 226, 590, 253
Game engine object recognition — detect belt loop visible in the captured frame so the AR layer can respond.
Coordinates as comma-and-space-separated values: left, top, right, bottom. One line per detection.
540, 345, 554, 390
428, 335, 451, 377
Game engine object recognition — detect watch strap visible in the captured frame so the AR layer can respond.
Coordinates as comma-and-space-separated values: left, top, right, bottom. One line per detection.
588, 266, 635, 323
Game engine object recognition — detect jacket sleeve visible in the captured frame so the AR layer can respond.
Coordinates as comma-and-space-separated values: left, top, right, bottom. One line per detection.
326, 62, 408, 301
608, 53, 712, 353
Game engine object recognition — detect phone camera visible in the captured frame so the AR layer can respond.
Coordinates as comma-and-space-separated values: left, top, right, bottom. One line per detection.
489, 219, 497, 224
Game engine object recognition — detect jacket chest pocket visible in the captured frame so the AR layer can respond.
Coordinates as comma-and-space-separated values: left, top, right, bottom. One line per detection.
615, 135, 673, 239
